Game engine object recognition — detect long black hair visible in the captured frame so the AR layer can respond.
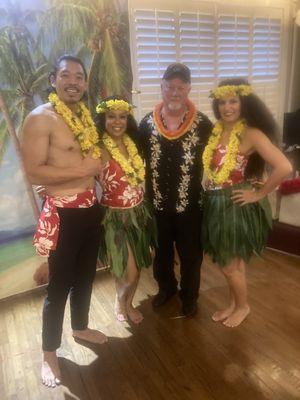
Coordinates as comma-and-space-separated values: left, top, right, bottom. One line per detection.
94, 95, 139, 146
212, 78, 279, 179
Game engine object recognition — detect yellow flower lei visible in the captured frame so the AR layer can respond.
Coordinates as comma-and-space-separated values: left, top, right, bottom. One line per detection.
102, 132, 145, 187
49, 92, 101, 159
210, 85, 252, 99
202, 119, 246, 185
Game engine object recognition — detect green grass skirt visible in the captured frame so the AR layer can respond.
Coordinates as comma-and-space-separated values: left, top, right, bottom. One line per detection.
202, 183, 272, 266
98, 201, 157, 278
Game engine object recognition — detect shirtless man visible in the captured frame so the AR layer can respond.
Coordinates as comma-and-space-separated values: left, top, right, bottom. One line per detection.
21, 55, 107, 388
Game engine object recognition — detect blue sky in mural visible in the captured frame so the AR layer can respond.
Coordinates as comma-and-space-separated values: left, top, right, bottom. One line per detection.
0, 140, 36, 232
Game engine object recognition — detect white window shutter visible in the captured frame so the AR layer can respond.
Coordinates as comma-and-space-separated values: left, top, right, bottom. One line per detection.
129, 1, 286, 122
133, 9, 177, 118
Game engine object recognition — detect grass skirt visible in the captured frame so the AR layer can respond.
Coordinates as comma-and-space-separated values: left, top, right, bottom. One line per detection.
202, 183, 272, 266
99, 201, 157, 278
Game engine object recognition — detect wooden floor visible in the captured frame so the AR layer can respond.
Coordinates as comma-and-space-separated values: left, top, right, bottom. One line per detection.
0, 249, 300, 400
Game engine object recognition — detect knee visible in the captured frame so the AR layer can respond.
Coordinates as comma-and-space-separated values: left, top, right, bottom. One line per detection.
222, 260, 244, 277
222, 266, 237, 278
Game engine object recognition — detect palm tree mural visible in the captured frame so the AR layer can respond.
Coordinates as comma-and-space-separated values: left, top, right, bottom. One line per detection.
0, 0, 49, 164
38, 0, 133, 114
0, 0, 49, 217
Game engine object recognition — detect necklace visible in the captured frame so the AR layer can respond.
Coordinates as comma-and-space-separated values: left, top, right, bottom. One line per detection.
202, 119, 246, 185
153, 99, 196, 140
102, 133, 145, 187
48, 92, 101, 159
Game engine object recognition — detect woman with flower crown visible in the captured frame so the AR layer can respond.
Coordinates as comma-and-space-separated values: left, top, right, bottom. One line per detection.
202, 78, 292, 327
95, 96, 156, 324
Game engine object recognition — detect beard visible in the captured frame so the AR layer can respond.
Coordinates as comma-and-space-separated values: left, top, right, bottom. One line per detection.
167, 101, 183, 111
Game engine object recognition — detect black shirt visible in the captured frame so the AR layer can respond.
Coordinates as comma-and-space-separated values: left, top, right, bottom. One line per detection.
138, 109, 212, 213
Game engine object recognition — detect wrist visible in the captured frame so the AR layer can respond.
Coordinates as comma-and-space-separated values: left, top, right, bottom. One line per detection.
255, 188, 266, 200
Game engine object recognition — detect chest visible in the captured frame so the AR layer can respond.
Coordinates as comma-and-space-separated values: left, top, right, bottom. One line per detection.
50, 117, 82, 153
148, 130, 202, 160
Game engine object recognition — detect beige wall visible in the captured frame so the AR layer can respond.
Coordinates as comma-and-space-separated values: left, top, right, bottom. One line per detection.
290, 1, 300, 111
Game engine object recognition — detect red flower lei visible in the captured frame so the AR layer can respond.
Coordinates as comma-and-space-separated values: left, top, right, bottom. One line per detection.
279, 178, 300, 195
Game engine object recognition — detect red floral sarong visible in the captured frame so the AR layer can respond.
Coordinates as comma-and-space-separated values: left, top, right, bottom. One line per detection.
33, 189, 97, 257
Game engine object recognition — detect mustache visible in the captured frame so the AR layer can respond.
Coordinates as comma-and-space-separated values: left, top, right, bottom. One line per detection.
65, 86, 80, 91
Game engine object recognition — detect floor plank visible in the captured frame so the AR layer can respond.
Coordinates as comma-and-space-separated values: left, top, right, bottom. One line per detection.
0, 249, 300, 400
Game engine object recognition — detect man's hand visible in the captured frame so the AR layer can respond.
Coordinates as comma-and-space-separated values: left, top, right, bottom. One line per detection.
81, 150, 102, 178
35, 185, 47, 200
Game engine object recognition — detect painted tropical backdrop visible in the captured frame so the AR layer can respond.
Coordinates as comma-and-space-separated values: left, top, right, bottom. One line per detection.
0, 0, 132, 299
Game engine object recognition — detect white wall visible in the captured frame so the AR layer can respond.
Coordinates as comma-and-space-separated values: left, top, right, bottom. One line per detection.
289, 1, 300, 110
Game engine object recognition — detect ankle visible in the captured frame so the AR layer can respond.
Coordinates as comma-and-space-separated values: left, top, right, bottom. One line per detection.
126, 302, 134, 310
73, 327, 88, 335
43, 350, 57, 359
234, 304, 250, 311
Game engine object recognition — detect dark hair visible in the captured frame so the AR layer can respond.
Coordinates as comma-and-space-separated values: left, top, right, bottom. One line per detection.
212, 78, 279, 179
94, 95, 139, 145
49, 54, 88, 83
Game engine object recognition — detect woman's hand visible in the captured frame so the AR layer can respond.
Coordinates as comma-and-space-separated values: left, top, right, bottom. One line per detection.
203, 179, 210, 190
231, 188, 263, 205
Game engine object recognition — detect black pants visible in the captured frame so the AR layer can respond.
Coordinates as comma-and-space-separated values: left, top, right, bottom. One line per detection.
42, 204, 102, 351
153, 208, 203, 305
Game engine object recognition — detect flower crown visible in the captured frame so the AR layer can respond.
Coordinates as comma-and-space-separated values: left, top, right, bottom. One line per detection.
95, 99, 134, 114
210, 84, 253, 99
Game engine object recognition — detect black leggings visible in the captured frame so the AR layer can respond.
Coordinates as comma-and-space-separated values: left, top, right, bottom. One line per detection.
42, 204, 102, 351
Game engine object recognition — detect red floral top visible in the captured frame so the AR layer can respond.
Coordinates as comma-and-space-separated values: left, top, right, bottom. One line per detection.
101, 159, 144, 208
33, 189, 97, 257
207, 145, 249, 189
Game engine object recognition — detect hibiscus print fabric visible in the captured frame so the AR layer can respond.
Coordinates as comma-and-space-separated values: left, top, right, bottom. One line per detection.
101, 160, 144, 208
33, 189, 97, 256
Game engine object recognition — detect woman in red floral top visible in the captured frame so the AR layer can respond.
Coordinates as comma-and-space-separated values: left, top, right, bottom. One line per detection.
202, 78, 292, 327
95, 96, 156, 324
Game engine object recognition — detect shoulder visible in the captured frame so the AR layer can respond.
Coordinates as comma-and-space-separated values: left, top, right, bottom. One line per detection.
22, 103, 57, 142
242, 126, 275, 154
193, 111, 213, 143
244, 126, 269, 143
196, 111, 212, 126
25, 102, 55, 120
138, 112, 155, 140
22, 103, 56, 134
139, 111, 154, 126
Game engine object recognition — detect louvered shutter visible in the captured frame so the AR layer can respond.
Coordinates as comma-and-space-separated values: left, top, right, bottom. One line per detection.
129, 1, 285, 122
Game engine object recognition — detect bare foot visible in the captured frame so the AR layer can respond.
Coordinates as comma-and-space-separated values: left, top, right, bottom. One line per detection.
115, 296, 128, 322
73, 328, 108, 344
222, 306, 250, 328
212, 303, 235, 322
127, 305, 143, 324
41, 351, 61, 388
115, 311, 128, 322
